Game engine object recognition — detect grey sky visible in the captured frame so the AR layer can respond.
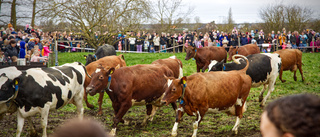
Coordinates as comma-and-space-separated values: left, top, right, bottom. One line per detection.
185, 0, 320, 23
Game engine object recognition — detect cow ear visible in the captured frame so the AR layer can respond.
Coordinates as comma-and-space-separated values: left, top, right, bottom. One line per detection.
115, 64, 120, 69
163, 75, 168, 80
13, 77, 20, 86
0, 73, 6, 77
220, 59, 225, 63
108, 68, 115, 75
180, 76, 187, 84
84, 55, 87, 59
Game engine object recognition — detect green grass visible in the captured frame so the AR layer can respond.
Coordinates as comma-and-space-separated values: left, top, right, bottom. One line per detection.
55, 52, 320, 136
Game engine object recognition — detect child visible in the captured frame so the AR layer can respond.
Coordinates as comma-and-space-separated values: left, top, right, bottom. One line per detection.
282, 42, 287, 49
118, 41, 122, 51
149, 46, 155, 53
30, 51, 47, 62
286, 41, 292, 49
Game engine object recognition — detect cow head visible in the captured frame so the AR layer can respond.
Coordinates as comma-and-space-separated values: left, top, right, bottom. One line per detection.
86, 66, 115, 96
161, 76, 187, 106
228, 46, 239, 61
208, 60, 224, 72
185, 46, 197, 60
0, 74, 18, 104
84, 54, 97, 66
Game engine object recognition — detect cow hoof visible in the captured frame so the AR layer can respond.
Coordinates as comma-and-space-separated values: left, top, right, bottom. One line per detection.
97, 111, 103, 116
232, 130, 238, 135
281, 80, 286, 83
87, 104, 95, 109
29, 131, 37, 137
124, 120, 131, 125
302, 78, 305, 82
258, 97, 263, 102
294, 77, 297, 81
171, 132, 178, 137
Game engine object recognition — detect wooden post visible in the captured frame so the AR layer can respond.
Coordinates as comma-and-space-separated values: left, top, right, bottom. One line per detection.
173, 39, 176, 53
312, 36, 315, 53
276, 39, 278, 51
238, 36, 240, 46
55, 39, 58, 66
50, 43, 54, 67
125, 38, 127, 52
182, 39, 185, 53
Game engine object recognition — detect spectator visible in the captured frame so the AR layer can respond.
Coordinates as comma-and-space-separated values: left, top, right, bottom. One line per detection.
240, 34, 248, 46
28, 38, 36, 51
278, 33, 286, 46
260, 94, 320, 137
286, 41, 292, 49
128, 34, 136, 51
222, 36, 229, 47
42, 41, 51, 57
4, 39, 18, 59
19, 41, 26, 58
160, 33, 167, 53
299, 32, 308, 48
153, 33, 160, 52
30, 50, 47, 62
316, 37, 320, 52
136, 33, 143, 52
230, 37, 237, 47
50, 118, 112, 137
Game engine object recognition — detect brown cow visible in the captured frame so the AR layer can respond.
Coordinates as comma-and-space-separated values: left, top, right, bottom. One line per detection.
86, 64, 177, 136
84, 54, 126, 115
228, 44, 260, 61
274, 49, 304, 82
152, 55, 183, 79
185, 46, 227, 72
161, 55, 252, 137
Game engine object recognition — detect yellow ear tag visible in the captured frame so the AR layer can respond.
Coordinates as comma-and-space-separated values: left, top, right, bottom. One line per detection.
84, 56, 87, 59
182, 80, 186, 85
110, 70, 113, 74
15, 80, 18, 85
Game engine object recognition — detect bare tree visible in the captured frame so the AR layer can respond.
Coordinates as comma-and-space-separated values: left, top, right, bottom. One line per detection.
259, 3, 312, 33
192, 16, 201, 31
151, 0, 194, 33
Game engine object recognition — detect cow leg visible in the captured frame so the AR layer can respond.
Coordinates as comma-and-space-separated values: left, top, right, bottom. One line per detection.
27, 118, 37, 137
110, 102, 131, 136
298, 64, 305, 81
73, 92, 84, 120
279, 68, 286, 83
40, 106, 50, 137
201, 62, 209, 72
294, 71, 297, 81
172, 106, 185, 137
232, 117, 241, 135
84, 92, 94, 109
141, 105, 158, 126
97, 91, 105, 115
259, 84, 268, 102
16, 112, 25, 137
260, 82, 275, 107
171, 102, 177, 111
196, 66, 201, 72
192, 111, 203, 137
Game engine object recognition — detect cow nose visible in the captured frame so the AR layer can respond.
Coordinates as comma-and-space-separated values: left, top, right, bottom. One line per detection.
185, 58, 188, 60
86, 87, 93, 93
160, 100, 167, 106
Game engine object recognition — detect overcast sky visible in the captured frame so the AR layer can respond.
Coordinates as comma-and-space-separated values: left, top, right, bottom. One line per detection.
184, 0, 320, 24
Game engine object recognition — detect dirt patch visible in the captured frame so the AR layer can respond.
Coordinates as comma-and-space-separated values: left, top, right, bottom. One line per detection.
0, 100, 263, 137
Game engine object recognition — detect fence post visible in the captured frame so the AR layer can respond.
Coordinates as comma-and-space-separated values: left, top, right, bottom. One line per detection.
276, 39, 278, 51
182, 40, 185, 53
312, 36, 315, 53
173, 39, 175, 53
50, 43, 54, 67
125, 38, 127, 53
238, 36, 240, 46
55, 40, 58, 66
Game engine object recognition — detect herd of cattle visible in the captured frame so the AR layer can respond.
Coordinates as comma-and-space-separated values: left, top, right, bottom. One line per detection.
0, 43, 305, 137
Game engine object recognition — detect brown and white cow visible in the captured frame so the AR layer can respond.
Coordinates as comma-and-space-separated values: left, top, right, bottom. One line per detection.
161, 55, 252, 137
185, 46, 227, 72
84, 54, 126, 115
274, 49, 304, 82
227, 44, 260, 61
152, 55, 183, 79
86, 64, 176, 136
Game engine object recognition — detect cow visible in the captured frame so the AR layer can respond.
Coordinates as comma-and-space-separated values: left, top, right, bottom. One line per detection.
0, 62, 89, 137
185, 46, 227, 72
84, 44, 116, 66
274, 49, 304, 83
84, 54, 126, 115
227, 44, 260, 61
86, 64, 177, 136
208, 53, 281, 107
161, 55, 252, 137
152, 55, 183, 79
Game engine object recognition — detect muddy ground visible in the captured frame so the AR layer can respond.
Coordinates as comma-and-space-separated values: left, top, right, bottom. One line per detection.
0, 97, 264, 137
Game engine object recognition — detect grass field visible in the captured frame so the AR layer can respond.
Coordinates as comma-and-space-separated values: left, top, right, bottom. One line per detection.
1, 51, 319, 137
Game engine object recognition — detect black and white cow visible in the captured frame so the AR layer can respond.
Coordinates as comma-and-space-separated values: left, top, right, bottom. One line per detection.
0, 62, 88, 137
84, 44, 116, 66
208, 53, 281, 107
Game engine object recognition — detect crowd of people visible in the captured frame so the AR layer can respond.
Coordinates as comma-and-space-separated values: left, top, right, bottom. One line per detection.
1, 23, 319, 64
108, 28, 320, 53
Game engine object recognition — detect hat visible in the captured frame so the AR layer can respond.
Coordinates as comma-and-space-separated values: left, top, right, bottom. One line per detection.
11, 31, 17, 34
8, 23, 13, 28
29, 38, 35, 41
31, 29, 35, 32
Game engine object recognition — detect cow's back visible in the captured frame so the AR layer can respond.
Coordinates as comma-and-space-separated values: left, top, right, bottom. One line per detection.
275, 49, 301, 71
110, 64, 173, 102
238, 44, 260, 56
200, 46, 226, 62
85, 55, 126, 87
186, 72, 251, 109
152, 58, 182, 78
95, 44, 116, 59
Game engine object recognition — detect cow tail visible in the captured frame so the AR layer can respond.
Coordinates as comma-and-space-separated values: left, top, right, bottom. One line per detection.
232, 55, 249, 72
